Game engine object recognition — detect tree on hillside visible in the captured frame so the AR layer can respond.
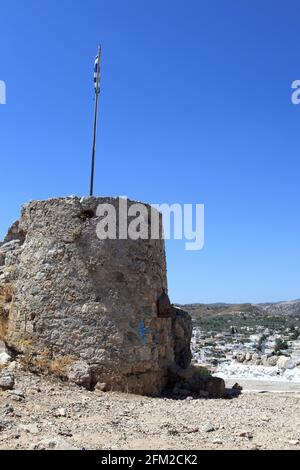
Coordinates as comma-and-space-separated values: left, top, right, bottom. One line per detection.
257, 334, 267, 353
275, 338, 288, 353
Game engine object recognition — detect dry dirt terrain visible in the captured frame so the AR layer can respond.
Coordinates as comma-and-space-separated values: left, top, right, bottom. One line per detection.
1, 367, 300, 450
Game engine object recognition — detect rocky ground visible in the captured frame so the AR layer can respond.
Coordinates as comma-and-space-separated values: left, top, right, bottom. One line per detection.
1, 366, 300, 450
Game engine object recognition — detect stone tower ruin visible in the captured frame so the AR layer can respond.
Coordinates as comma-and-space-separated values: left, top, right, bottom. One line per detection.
0, 197, 192, 395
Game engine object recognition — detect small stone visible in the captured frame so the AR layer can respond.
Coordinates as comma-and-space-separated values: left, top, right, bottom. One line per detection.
203, 423, 215, 433
95, 382, 107, 392
2, 404, 14, 415
287, 439, 299, 446
0, 340, 8, 354
58, 427, 73, 437
212, 438, 223, 444
27, 386, 41, 394
19, 423, 39, 435
232, 383, 243, 391
0, 418, 8, 431
10, 394, 24, 402
6, 361, 17, 371
0, 373, 15, 390
54, 408, 67, 417
32, 437, 77, 450
239, 431, 253, 439
8, 389, 25, 397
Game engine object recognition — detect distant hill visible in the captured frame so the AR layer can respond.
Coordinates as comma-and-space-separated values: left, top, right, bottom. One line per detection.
258, 300, 300, 316
178, 300, 300, 319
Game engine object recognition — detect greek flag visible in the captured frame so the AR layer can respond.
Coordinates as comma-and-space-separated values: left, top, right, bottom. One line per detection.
94, 54, 100, 93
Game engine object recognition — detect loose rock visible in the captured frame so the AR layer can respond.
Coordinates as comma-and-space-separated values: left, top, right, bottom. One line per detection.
0, 373, 15, 391
32, 437, 77, 450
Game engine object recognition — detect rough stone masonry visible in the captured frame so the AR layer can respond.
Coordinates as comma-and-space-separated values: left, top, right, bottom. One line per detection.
0, 197, 196, 395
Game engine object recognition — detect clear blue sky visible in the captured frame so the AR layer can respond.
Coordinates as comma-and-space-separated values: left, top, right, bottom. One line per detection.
0, 0, 299, 304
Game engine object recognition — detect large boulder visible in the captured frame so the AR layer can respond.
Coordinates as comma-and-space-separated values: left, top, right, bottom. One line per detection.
200, 376, 226, 398
67, 361, 92, 389
267, 355, 278, 367
277, 356, 295, 370
236, 353, 245, 363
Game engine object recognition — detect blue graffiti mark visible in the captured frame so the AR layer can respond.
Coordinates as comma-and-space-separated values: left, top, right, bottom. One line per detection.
139, 320, 146, 346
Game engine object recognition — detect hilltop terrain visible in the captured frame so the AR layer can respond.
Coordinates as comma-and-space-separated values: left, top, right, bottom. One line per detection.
0, 367, 300, 450
181, 300, 300, 334
180, 300, 300, 319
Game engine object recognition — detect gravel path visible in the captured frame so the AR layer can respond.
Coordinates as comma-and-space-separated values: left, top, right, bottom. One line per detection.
1, 369, 300, 450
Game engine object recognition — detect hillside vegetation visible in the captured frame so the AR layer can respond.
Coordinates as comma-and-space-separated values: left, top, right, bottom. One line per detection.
179, 300, 300, 334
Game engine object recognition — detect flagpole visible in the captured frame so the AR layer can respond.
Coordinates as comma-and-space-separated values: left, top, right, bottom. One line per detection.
90, 45, 101, 197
